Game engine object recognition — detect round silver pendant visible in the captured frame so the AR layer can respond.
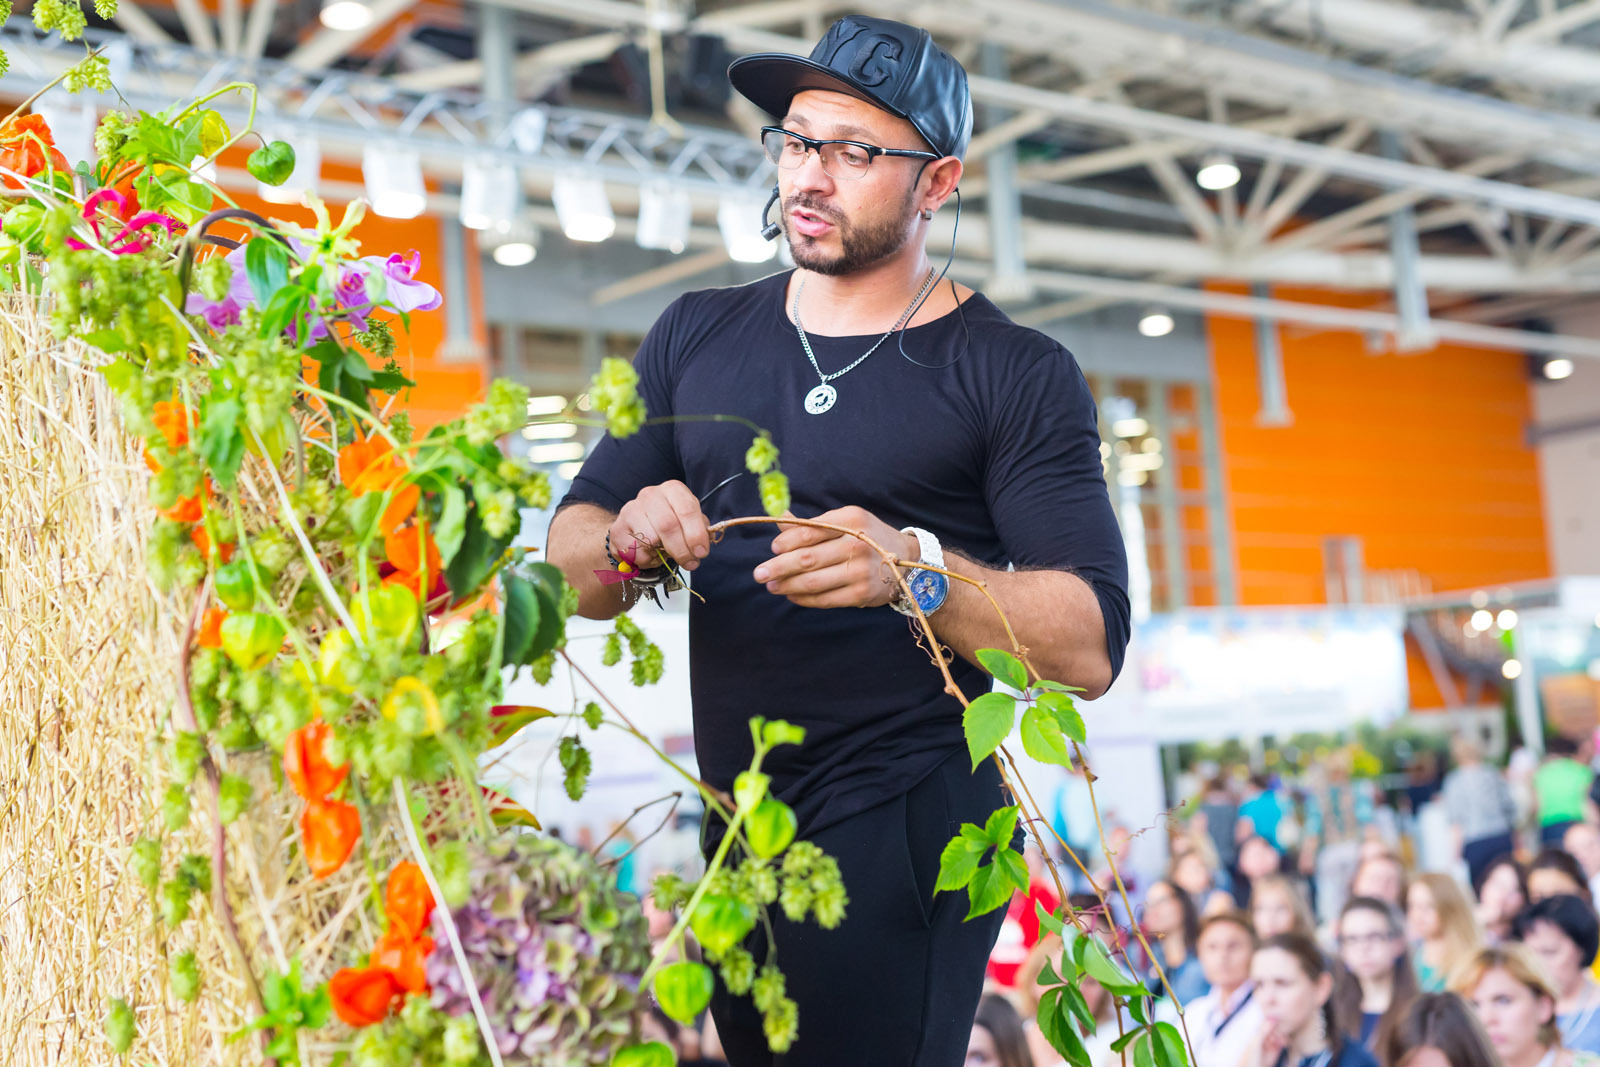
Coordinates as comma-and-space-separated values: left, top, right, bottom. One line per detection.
804, 383, 837, 415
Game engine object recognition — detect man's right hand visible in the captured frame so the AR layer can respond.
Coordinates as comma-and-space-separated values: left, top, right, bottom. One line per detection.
611, 480, 711, 573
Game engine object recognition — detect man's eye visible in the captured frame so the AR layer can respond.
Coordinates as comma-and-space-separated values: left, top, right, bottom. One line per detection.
838, 148, 869, 167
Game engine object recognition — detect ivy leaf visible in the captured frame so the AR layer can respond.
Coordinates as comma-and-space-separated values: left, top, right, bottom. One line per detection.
501, 573, 540, 667
1082, 937, 1144, 995
983, 804, 1020, 848
244, 236, 290, 307
963, 691, 1016, 770
1020, 705, 1072, 766
995, 845, 1029, 894
198, 395, 245, 489
976, 647, 1028, 690
1134, 1032, 1157, 1067
1032, 679, 1085, 694
1038, 987, 1093, 1067
1151, 1023, 1185, 1067
934, 834, 985, 895
1037, 691, 1086, 744
1036, 899, 1068, 937
1062, 981, 1097, 1036
964, 857, 1015, 921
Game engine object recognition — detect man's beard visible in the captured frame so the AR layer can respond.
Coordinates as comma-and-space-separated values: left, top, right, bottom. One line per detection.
783, 184, 919, 277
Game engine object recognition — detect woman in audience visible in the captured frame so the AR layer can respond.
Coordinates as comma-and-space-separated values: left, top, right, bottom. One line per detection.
1406, 872, 1480, 992
1236, 834, 1286, 908
1454, 943, 1600, 1067
1140, 879, 1209, 1004
1513, 894, 1600, 1052
1380, 991, 1499, 1067
1243, 932, 1380, 1067
1349, 850, 1407, 911
1333, 896, 1419, 1053
1532, 848, 1596, 904
967, 992, 1036, 1067
1252, 873, 1318, 941
1478, 854, 1530, 945
1172, 848, 1235, 917
1173, 911, 1262, 1067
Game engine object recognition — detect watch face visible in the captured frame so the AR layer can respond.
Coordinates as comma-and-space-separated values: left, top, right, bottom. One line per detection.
908, 568, 949, 612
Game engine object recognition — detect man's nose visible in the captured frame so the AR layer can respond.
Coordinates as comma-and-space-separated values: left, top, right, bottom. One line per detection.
789, 148, 835, 197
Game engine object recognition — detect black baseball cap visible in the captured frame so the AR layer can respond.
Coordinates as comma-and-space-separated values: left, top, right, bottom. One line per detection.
727, 15, 973, 161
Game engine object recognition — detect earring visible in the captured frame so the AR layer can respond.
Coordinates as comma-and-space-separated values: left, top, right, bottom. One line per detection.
920, 208, 934, 220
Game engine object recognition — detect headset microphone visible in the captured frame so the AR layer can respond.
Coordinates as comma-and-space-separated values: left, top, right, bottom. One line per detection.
759, 185, 782, 241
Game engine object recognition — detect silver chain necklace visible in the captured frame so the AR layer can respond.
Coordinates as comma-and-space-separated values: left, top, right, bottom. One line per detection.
791, 266, 937, 415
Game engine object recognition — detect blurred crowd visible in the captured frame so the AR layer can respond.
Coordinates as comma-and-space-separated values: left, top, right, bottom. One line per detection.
971, 733, 1600, 1067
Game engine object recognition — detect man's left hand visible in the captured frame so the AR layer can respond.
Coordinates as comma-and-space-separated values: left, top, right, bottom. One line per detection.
752, 506, 919, 609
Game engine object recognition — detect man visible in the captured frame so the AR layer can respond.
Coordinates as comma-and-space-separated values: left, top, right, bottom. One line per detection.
1440, 736, 1517, 890
547, 15, 1129, 1065
1156, 911, 1262, 1066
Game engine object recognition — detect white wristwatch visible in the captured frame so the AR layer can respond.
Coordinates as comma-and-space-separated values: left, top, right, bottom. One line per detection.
891, 526, 951, 616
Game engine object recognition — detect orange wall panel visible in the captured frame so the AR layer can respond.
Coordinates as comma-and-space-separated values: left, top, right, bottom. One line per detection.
1204, 283, 1549, 703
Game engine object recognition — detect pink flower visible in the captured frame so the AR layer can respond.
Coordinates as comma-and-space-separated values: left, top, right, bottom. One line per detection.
184, 242, 252, 329
595, 539, 644, 586
65, 188, 183, 256
360, 250, 442, 314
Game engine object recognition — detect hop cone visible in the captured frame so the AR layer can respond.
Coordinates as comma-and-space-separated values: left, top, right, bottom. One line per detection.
425, 833, 651, 1064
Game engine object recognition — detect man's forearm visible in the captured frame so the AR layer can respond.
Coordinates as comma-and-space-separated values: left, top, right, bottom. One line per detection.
927, 553, 1114, 699
546, 503, 629, 620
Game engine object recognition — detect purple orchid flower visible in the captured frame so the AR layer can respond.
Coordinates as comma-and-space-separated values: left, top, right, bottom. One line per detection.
360, 250, 442, 313
184, 242, 252, 330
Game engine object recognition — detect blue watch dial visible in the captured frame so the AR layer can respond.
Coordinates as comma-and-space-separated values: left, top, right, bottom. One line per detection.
906, 568, 949, 614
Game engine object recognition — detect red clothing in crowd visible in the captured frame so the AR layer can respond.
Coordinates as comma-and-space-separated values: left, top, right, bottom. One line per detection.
986, 880, 1061, 987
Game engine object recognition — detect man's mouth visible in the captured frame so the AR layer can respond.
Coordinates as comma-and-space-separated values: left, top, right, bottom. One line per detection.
790, 208, 834, 238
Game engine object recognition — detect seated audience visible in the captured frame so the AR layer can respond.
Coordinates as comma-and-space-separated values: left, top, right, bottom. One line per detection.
1513, 894, 1600, 1053
1477, 855, 1530, 945
1140, 879, 1209, 1005
1171, 911, 1262, 1067
1349, 850, 1407, 911
1532, 848, 1596, 904
1252, 873, 1317, 941
1565, 823, 1600, 903
968, 992, 1036, 1067
1406, 872, 1480, 992
1244, 932, 1380, 1067
1333, 896, 1419, 1053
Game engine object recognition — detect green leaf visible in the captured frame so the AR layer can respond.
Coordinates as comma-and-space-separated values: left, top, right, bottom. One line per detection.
244, 237, 290, 308
1110, 1031, 1139, 1054
83, 328, 129, 354
501, 573, 540, 667
964, 859, 1015, 921
522, 564, 566, 660
1038, 987, 1093, 1067
983, 804, 1020, 848
1037, 955, 1062, 988
734, 770, 770, 811
1032, 679, 1086, 693
247, 140, 296, 186
1062, 981, 1097, 1035
1037, 691, 1085, 744
1134, 1031, 1156, 1067
976, 647, 1028, 690
963, 691, 1016, 770
444, 487, 514, 600
995, 846, 1029, 893
934, 834, 985, 894
1152, 1022, 1186, 1067
613, 1042, 676, 1067
96, 357, 140, 393
198, 396, 245, 489
1082, 938, 1144, 995
1020, 705, 1072, 766
654, 961, 714, 1026
1036, 899, 1067, 937
1127, 993, 1148, 1025
433, 483, 467, 566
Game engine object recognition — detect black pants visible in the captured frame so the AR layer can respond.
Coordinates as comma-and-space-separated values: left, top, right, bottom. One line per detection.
708, 748, 1013, 1066
1462, 831, 1515, 890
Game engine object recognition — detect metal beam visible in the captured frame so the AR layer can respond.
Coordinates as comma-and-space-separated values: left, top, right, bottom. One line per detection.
242, 0, 277, 58
1506, 0, 1600, 41
111, 4, 175, 45
1242, 120, 1372, 247
172, 0, 217, 52
285, 0, 419, 71
1380, 130, 1435, 352
218, 0, 241, 54
395, 32, 625, 92
981, 43, 1031, 301
592, 249, 731, 305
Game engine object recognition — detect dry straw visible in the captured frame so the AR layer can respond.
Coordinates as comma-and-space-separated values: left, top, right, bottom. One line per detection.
0, 293, 461, 1065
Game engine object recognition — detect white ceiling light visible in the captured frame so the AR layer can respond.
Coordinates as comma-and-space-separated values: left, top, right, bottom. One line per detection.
526, 395, 568, 417
484, 219, 537, 267
718, 191, 777, 264
320, 0, 373, 30
1470, 609, 1494, 632
362, 145, 427, 220
1196, 152, 1241, 191
1543, 357, 1576, 380
527, 441, 586, 464
552, 173, 615, 243
460, 158, 518, 232
521, 423, 576, 440
1137, 308, 1175, 337
257, 131, 320, 204
1501, 659, 1523, 680
1496, 608, 1519, 630
1110, 417, 1149, 438
637, 182, 691, 254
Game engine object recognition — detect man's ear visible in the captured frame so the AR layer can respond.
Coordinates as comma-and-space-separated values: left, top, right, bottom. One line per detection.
923, 156, 964, 214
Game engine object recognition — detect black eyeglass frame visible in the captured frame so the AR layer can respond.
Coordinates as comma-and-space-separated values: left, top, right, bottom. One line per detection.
759, 125, 942, 177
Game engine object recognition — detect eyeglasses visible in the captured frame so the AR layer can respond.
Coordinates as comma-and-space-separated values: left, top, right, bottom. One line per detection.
1337, 933, 1395, 948
760, 126, 941, 181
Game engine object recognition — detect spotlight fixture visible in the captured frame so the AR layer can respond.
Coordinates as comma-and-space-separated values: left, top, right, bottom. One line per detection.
1542, 357, 1575, 381
552, 173, 615, 243
637, 182, 691, 254
1502, 659, 1523, 680
718, 191, 777, 264
320, 0, 373, 30
484, 219, 537, 267
362, 145, 426, 220
459, 158, 518, 232
1137, 308, 1174, 338
1196, 152, 1241, 191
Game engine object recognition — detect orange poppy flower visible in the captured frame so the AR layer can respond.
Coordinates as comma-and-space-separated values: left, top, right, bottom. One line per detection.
329, 964, 402, 1027
379, 483, 420, 534
384, 861, 435, 941
300, 797, 361, 879
370, 929, 433, 994
338, 435, 406, 496
383, 522, 439, 578
144, 400, 194, 473
0, 114, 70, 191
197, 607, 227, 649
282, 721, 349, 802
160, 491, 206, 524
